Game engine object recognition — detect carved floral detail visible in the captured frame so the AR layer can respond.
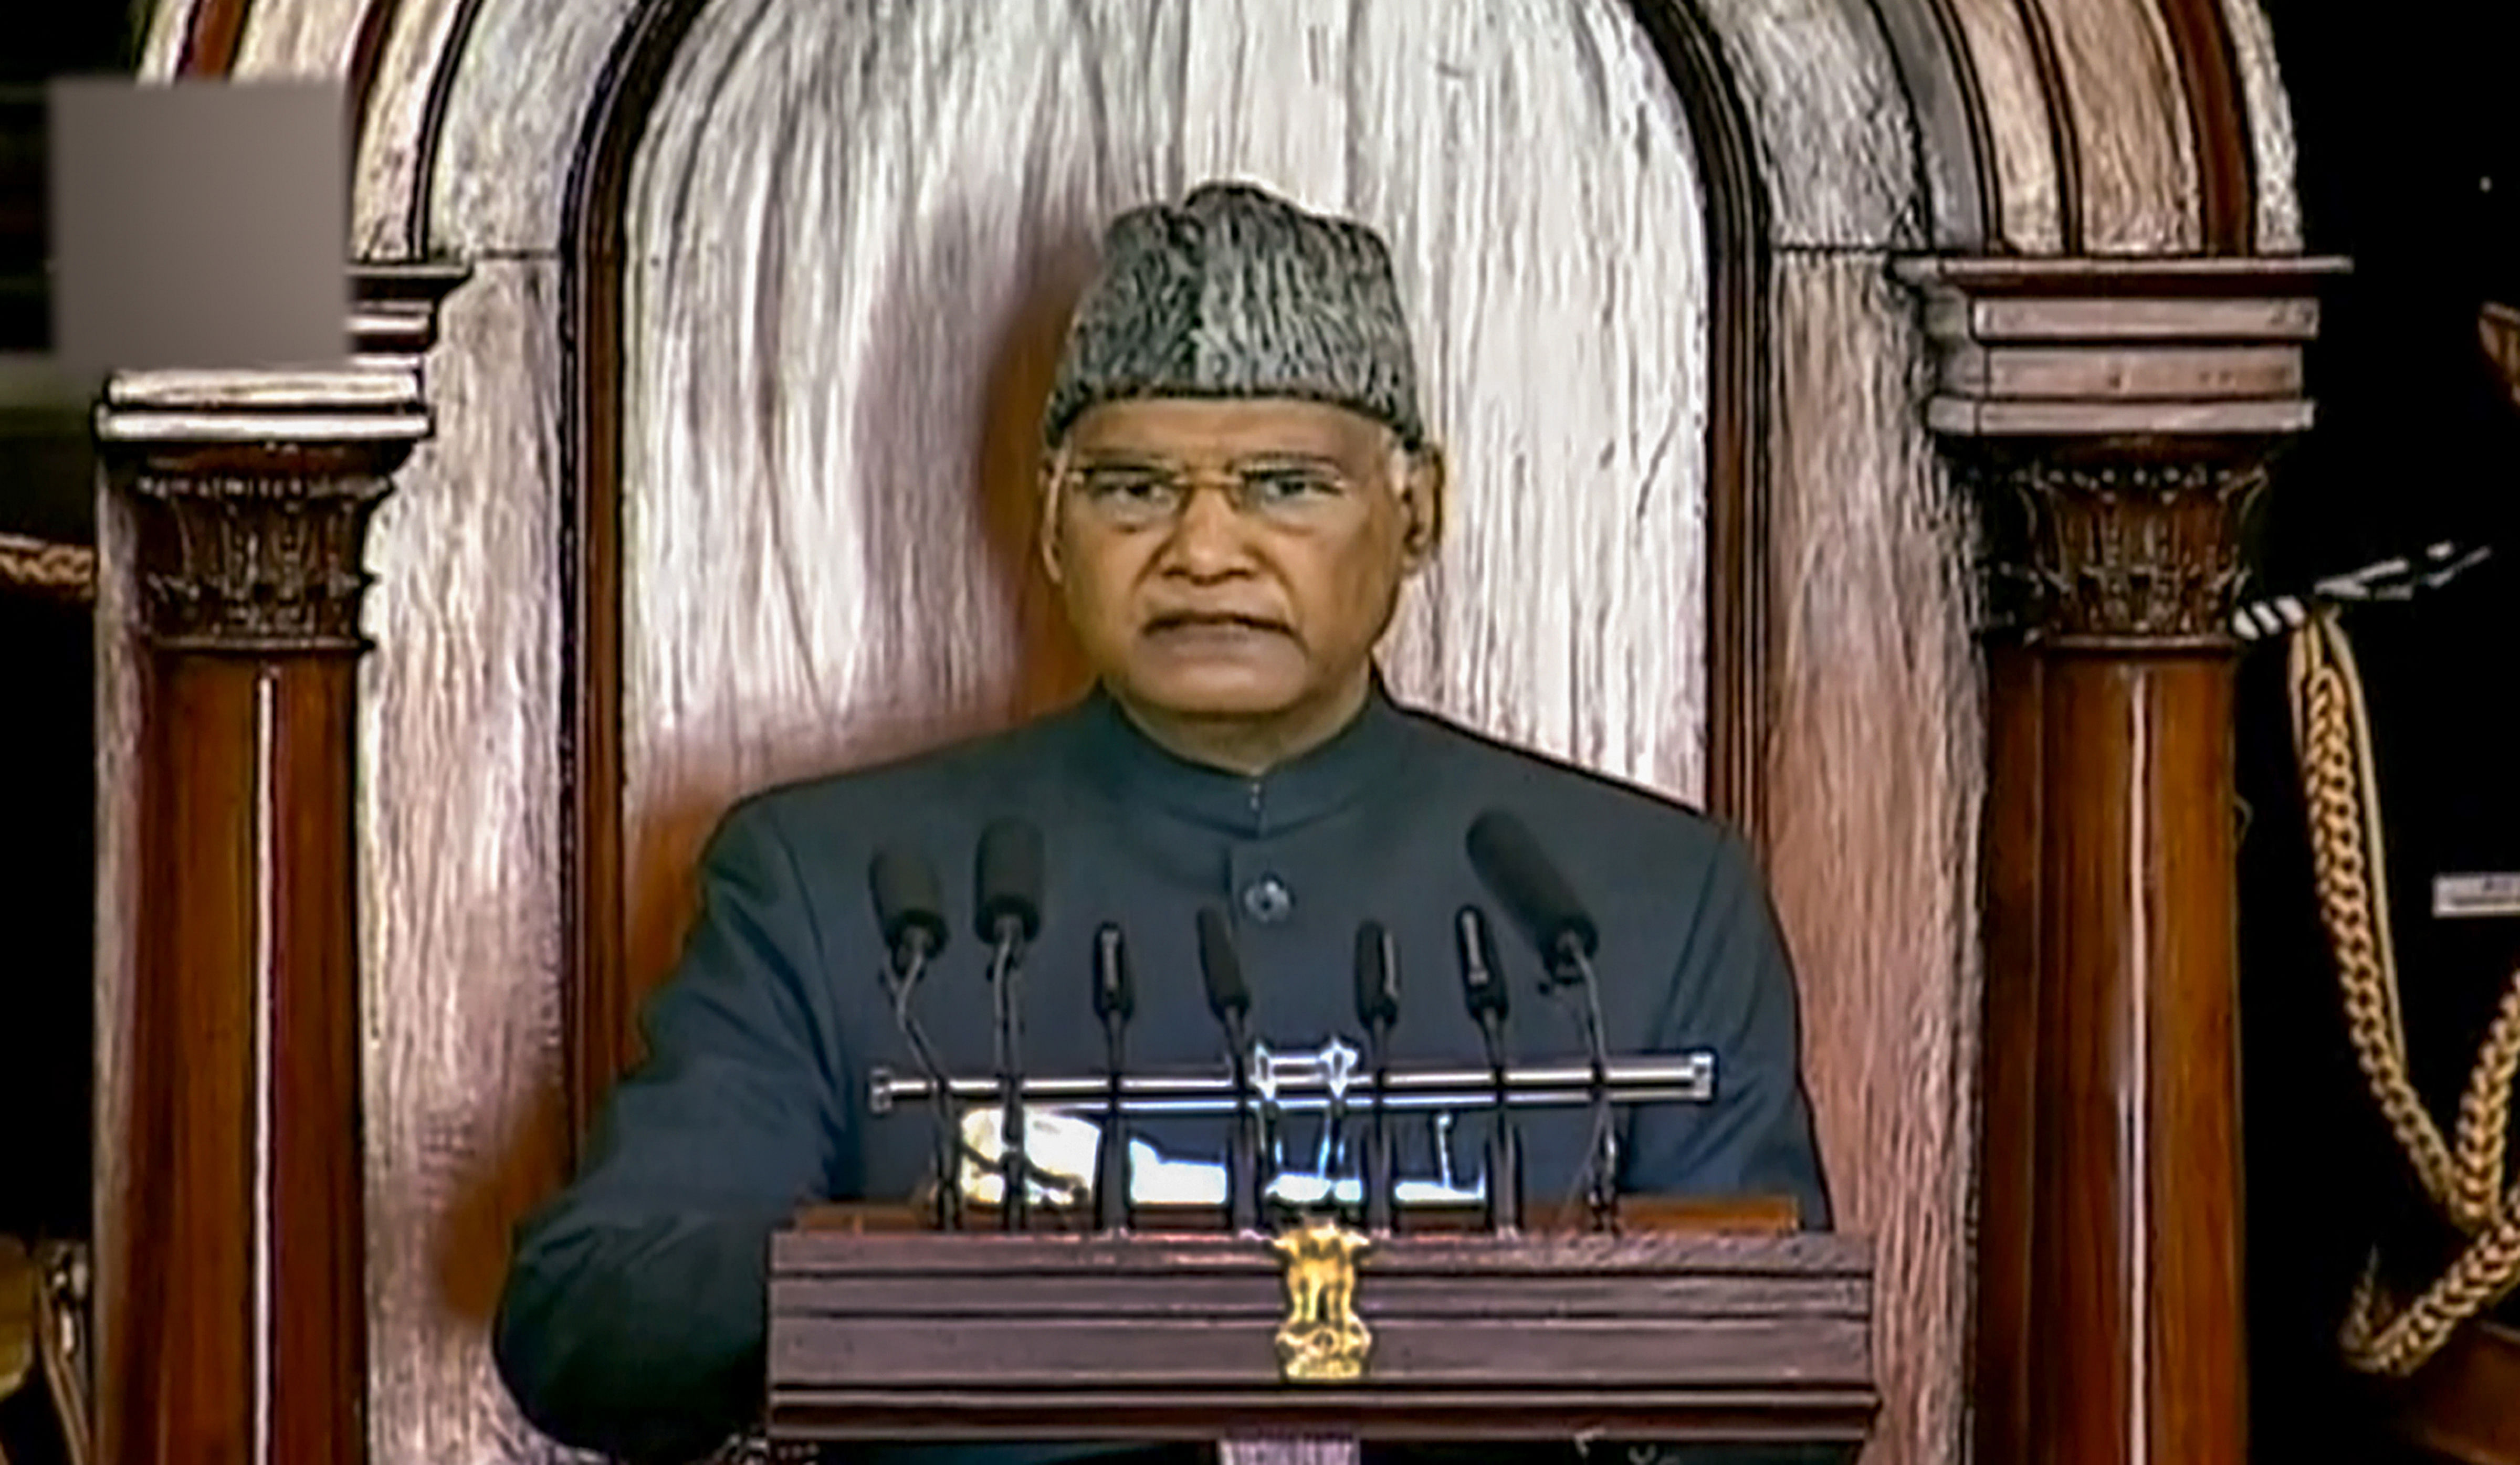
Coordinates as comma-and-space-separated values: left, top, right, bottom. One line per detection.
1968, 449, 2274, 645
131, 473, 392, 652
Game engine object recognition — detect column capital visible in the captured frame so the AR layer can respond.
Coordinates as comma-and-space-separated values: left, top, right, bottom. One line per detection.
91, 260, 468, 654
1894, 254, 2347, 647
1957, 437, 2278, 650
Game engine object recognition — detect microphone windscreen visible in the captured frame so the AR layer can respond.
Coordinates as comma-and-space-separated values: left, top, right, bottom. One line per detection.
1466, 809, 1599, 960
1353, 921, 1400, 1029
1454, 905, 1508, 1019
869, 847, 949, 956
974, 818, 1044, 942
1196, 907, 1250, 1022
1093, 923, 1135, 1023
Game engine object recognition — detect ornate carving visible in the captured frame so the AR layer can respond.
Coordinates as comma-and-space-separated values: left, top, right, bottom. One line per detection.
1967, 447, 2274, 647
1270, 1218, 1374, 1383
130, 471, 392, 652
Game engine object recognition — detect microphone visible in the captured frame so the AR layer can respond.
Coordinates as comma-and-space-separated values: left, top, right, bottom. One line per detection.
1467, 810, 1617, 1229
1353, 922, 1400, 1234
872, 847, 949, 973
975, 819, 1044, 946
867, 847, 962, 1229
1454, 906, 1520, 1232
975, 819, 1044, 1229
1466, 810, 1599, 971
1198, 907, 1263, 1232
1091, 923, 1133, 1231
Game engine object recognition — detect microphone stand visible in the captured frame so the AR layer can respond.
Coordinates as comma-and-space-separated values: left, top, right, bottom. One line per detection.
1363, 1013, 1397, 1235
1479, 1024, 1520, 1234
1221, 1011, 1262, 1234
883, 944, 963, 1231
1093, 924, 1133, 1233
986, 925, 1029, 1231
1456, 908, 1521, 1235
1198, 909, 1264, 1234
1354, 921, 1401, 1236
1557, 941, 1619, 1232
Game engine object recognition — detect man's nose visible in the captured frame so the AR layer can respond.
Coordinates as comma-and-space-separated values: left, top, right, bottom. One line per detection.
1158, 482, 1255, 578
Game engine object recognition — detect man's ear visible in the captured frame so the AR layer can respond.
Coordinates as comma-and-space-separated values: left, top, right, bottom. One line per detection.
1398, 442, 1446, 571
1036, 458, 1066, 586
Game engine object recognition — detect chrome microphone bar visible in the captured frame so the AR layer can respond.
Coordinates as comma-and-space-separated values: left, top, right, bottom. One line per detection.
867, 1050, 1716, 1119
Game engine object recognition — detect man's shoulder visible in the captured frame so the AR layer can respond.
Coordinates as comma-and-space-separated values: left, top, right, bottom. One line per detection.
1389, 701, 1739, 863
717, 704, 1084, 845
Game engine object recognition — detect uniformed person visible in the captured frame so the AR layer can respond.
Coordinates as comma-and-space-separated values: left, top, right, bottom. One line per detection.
494, 182, 1830, 1464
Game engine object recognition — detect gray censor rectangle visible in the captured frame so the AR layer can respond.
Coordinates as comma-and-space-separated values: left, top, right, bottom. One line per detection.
49, 79, 347, 382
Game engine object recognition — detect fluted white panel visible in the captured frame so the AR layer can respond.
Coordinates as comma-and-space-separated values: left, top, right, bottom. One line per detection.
623, 0, 1712, 984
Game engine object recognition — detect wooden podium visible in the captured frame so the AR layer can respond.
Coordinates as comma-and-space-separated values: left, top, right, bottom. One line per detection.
767, 1203, 1874, 1461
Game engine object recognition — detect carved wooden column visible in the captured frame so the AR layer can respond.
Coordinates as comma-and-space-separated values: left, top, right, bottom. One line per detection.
92, 264, 464, 1465
1897, 258, 2345, 1465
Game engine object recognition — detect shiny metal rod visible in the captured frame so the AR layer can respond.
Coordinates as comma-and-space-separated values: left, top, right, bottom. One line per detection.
868, 1052, 1715, 1118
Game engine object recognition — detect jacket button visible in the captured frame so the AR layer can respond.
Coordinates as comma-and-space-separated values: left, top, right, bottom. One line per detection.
1241, 874, 1293, 924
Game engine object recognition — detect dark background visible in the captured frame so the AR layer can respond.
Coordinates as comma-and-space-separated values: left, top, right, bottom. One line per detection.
2242, 4, 2520, 1462
2, 3, 2516, 1461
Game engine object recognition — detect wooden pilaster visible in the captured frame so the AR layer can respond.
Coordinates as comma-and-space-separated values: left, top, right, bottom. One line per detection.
1898, 256, 2346, 1465
91, 264, 464, 1465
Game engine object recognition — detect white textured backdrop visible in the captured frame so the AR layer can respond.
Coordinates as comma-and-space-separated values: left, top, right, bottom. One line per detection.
622, 0, 1713, 987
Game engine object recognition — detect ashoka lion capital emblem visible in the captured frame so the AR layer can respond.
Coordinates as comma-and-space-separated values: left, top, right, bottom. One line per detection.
1269, 1219, 1373, 1382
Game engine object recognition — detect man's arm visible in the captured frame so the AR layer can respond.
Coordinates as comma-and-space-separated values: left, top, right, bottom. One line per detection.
494, 801, 848, 1462
1622, 830, 1832, 1229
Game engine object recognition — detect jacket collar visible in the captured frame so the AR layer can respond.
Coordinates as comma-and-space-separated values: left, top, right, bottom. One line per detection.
1069, 673, 1410, 838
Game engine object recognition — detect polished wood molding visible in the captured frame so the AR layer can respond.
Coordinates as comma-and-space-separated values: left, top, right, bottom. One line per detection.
1896, 256, 2347, 439
559, 0, 720, 1140
1623, 0, 1774, 845
769, 1226, 1873, 1446
91, 263, 464, 1465
1900, 254, 2344, 1465
2154, 0, 2256, 252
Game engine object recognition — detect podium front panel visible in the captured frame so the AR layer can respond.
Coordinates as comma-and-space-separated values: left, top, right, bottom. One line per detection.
768, 1229, 1873, 1444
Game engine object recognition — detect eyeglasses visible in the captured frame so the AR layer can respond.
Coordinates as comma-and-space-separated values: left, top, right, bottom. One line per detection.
1060, 458, 1368, 530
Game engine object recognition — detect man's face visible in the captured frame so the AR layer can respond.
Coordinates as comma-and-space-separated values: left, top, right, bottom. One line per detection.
1041, 397, 1441, 729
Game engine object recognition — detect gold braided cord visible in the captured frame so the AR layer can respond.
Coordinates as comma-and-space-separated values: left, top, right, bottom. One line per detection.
2455, 985, 2520, 1229
2287, 607, 2520, 1375
2338, 1197, 2520, 1376
0, 534, 94, 603
2288, 615, 2458, 1208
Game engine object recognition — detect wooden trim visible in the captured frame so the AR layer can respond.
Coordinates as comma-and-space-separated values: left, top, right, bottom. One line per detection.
557, 0, 717, 1143
769, 1229, 1874, 1443
405, 0, 495, 258
1628, 0, 1773, 842
1925, 0, 2005, 247
177, 0, 251, 76
2009, 0, 2085, 254
1969, 640, 2043, 1465
347, 0, 404, 160
2154, 0, 2254, 253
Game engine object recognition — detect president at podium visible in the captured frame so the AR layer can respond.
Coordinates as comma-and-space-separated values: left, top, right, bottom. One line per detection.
492, 181, 1830, 1464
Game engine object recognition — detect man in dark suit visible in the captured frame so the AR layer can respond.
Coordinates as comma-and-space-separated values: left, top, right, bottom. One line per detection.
493, 181, 1829, 1464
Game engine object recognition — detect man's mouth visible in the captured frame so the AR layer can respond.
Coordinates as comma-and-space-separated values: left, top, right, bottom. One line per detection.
1144, 612, 1289, 638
